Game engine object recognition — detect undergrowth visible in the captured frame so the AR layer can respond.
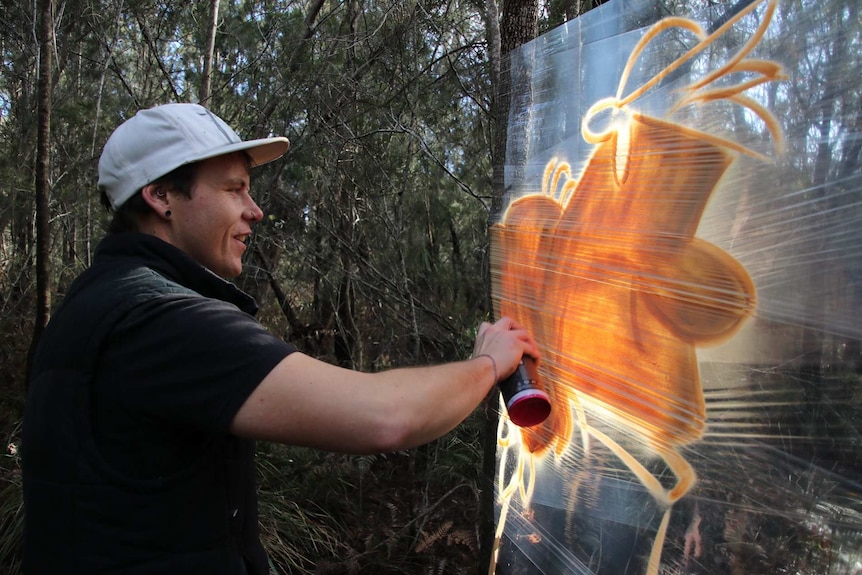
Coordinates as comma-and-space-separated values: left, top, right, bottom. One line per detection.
257, 413, 486, 575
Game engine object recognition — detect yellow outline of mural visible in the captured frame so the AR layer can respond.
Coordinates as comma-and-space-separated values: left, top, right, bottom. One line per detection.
490, 1, 786, 573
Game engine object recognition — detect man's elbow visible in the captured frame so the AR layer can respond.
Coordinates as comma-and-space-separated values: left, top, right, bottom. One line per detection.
362, 408, 420, 454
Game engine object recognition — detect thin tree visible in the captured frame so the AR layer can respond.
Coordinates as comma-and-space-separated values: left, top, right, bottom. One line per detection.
27, 0, 55, 385
199, 0, 220, 106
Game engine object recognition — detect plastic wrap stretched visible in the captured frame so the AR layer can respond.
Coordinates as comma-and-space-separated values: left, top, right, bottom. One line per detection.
490, 0, 862, 574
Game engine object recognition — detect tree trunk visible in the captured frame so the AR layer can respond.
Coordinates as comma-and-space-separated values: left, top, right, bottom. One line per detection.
199, 0, 220, 106
27, 0, 54, 387
479, 2, 538, 574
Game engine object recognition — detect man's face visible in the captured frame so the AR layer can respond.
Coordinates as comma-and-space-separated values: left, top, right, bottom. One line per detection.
168, 153, 262, 278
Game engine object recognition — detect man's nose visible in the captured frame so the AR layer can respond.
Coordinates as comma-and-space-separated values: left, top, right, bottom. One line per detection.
246, 200, 264, 222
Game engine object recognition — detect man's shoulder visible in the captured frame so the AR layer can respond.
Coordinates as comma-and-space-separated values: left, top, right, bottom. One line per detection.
72, 259, 198, 307
45, 260, 201, 348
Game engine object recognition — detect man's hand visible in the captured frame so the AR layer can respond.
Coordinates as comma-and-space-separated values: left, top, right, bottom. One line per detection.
472, 317, 541, 383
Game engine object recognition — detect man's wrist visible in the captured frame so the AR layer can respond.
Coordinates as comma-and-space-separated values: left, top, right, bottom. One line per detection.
472, 354, 498, 385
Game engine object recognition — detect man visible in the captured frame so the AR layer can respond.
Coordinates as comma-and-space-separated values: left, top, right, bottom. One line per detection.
22, 103, 539, 574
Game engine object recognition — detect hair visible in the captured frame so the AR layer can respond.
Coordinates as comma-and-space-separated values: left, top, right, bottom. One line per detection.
99, 151, 255, 234
100, 162, 199, 234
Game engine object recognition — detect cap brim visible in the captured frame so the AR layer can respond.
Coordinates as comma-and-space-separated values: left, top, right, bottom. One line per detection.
190, 136, 290, 168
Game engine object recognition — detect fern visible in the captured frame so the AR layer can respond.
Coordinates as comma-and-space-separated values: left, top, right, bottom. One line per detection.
416, 520, 453, 553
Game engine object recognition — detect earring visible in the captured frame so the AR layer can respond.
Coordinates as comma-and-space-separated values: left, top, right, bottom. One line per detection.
165, 210, 172, 217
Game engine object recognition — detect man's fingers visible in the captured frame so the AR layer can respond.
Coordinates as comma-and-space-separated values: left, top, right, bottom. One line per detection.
474, 317, 541, 366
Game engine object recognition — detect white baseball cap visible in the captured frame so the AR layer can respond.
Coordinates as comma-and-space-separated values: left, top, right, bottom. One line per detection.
98, 103, 290, 209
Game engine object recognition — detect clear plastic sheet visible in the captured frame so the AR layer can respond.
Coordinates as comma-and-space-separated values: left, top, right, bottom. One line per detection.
489, 1, 862, 573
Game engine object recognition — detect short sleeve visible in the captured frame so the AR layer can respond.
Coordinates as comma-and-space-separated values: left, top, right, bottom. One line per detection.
97, 293, 295, 436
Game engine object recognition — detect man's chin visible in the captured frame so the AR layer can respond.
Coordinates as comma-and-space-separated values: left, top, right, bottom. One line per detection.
212, 262, 242, 279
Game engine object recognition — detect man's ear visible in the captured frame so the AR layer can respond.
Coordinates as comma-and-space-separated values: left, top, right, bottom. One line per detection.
141, 184, 172, 220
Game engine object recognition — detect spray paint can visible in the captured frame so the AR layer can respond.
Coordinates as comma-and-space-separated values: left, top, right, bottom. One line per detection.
498, 356, 551, 427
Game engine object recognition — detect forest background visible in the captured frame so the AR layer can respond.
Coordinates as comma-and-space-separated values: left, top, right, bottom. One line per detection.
2, 0, 861, 574
0, 0, 602, 573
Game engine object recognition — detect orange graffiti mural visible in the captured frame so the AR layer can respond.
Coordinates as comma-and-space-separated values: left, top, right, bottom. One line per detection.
489, 1, 786, 573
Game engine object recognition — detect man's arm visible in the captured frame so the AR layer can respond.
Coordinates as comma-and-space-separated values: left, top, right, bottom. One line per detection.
230, 317, 539, 453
